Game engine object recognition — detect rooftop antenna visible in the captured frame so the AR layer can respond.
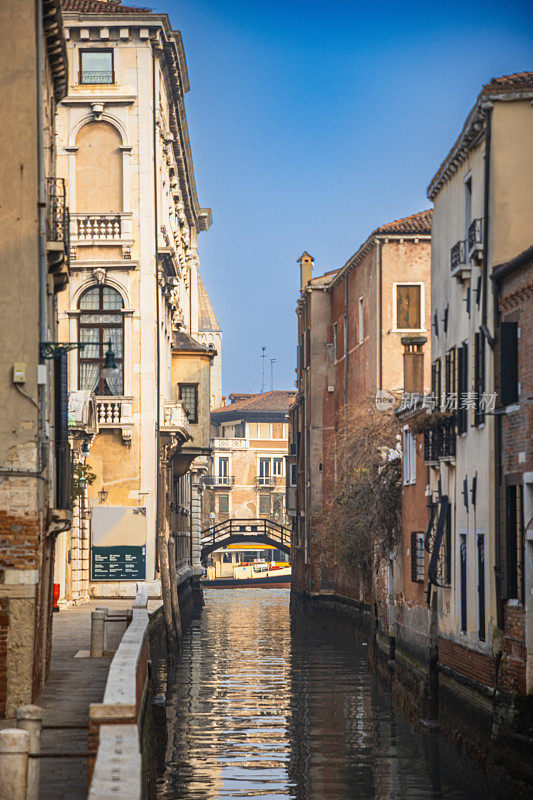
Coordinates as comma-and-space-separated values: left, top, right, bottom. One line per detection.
270, 358, 276, 391
261, 346, 267, 393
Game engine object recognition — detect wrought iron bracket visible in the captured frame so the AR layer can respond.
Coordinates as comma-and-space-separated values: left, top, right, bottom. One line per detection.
40, 342, 86, 360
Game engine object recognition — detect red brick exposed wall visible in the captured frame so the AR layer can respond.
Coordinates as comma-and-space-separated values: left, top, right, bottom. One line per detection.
499, 604, 526, 696
438, 636, 497, 688
0, 512, 40, 568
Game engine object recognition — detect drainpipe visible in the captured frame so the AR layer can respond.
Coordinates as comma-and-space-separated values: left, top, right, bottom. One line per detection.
377, 240, 383, 390
481, 103, 492, 335
36, 0, 47, 476
303, 298, 309, 566
153, 46, 162, 572
343, 275, 348, 436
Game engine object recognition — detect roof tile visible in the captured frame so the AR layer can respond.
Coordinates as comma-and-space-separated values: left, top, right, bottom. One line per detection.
373, 209, 432, 236
62, 0, 151, 13
211, 391, 295, 416
483, 71, 533, 90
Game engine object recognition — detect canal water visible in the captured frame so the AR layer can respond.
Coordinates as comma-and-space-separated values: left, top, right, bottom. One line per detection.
158, 588, 515, 800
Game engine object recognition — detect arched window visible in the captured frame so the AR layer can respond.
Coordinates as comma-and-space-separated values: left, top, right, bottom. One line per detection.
78, 286, 124, 395
76, 121, 122, 212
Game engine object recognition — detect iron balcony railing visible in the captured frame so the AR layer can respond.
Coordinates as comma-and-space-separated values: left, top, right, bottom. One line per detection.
256, 475, 276, 487
424, 416, 456, 462
450, 239, 467, 271
79, 70, 114, 85
46, 177, 69, 243
468, 218, 483, 252
203, 475, 235, 488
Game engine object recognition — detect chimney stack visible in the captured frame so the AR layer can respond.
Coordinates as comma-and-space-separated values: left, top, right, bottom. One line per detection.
297, 251, 314, 291
401, 336, 426, 395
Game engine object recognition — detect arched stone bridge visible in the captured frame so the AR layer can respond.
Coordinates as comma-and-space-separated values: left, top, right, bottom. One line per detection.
200, 518, 291, 562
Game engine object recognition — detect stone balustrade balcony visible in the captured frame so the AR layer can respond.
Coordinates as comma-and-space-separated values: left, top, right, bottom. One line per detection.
160, 401, 190, 438
95, 396, 133, 445
69, 212, 133, 260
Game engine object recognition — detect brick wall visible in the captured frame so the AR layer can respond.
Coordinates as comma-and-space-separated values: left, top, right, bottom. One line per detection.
499, 603, 526, 696
0, 598, 8, 716
438, 636, 497, 688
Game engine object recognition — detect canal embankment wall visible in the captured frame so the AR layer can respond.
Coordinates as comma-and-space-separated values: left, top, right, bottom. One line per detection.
88, 574, 202, 800
291, 586, 533, 798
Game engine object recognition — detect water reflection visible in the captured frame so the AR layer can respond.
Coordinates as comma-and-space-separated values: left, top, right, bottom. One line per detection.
158, 588, 514, 800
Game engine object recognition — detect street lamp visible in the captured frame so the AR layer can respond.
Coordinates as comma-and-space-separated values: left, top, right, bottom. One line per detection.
98, 486, 108, 503
101, 340, 118, 383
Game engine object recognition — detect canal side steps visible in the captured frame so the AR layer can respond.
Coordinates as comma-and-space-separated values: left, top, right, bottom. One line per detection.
88, 584, 159, 800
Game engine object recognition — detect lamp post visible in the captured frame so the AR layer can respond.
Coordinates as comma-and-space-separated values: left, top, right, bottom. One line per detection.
100, 339, 118, 384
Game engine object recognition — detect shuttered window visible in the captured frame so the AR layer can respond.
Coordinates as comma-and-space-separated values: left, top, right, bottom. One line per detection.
500, 321, 518, 407
477, 534, 486, 641
396, 284, 421, 330
460, 535, 467, 633
445, 347, 456, 406
457, 343, 468, 434
259, 494, 271, 515
179, 384, 198, 423
473, 330, 485, 426
411, 532, 425, 582
431, 359, 442, 410
218, 494, 229, 514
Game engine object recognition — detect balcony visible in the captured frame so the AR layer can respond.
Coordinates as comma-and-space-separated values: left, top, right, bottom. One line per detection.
468, 218, 484, 262
46, 178, 70, 288
95, 396, 133, 445
256, 475, 276, 488
203, 475, 235, 488
70, 213, 133, 261
160, 401, 189, 439
424, 416, 456, 464
450, 239, 470, 280
212, 437, 247, 451
79, 70, 114, 85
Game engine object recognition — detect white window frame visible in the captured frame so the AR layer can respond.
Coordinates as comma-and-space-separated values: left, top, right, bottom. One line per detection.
289, 463, 297, 487
392, 282, 425, 333
402, 426, 410, 485
333, 321, 338, 361
409, 430, 417, 485
416, 532, 425, 581
358, 297, 364, 344
272, 456, 284, 477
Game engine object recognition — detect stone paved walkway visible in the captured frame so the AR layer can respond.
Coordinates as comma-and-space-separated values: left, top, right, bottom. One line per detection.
36, 600, 131, 800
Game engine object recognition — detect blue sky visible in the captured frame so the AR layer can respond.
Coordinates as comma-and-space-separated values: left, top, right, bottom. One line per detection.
156, 0, 532, 395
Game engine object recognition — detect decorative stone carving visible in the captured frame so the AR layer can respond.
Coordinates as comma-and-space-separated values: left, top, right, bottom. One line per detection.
90, 102, 105, 121
93, 267, 107, 284
122, 244, 132, 259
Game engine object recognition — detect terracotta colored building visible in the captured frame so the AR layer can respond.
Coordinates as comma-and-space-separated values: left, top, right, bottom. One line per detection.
289, 211, 432, 606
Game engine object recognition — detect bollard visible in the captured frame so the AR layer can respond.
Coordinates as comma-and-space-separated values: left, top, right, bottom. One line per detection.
15, 706, 42, 800
90, 609, 107, 657
95, 607, 109, 653
0, 729, 30, 800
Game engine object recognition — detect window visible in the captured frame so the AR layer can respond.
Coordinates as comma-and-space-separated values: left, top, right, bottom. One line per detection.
272, 493, 284, 519
500, 321, 518, 407
477, 534, 486, 641
444, 502, 452, 585
431, 359, 442, 411
234, 422, 245, 438
358, 297, 364, 344
460, 534, 467, 633
272, 423, 283, 439
78, 285, 124, 395
248, 422, 258, 439
273, 457, 284, 477
289, 463, 297, 486
473, 330, 485, 426
258, 494, 270, 515
505, 485, 524, 602
333, 322, 338, 360
445, 348, 457, 408
218, 494, 229, 514
403, 427, 417, 485
411, 532, 425, 582
457, 342, 468, 434
396, 285, 422, 330
218, 457, 229, 478
464, 174, 472, 240
258, 458, 271, 486
79, 49, 114, 84
259, 422, 270, 439
179, 384, 198, 423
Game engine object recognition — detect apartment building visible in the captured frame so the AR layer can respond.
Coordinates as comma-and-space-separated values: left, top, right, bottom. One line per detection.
0, 0, 69, 716
289, 212, 432, 603
55, 0, 218, 600
204, 392, 294, 575
425, 71, 533, 753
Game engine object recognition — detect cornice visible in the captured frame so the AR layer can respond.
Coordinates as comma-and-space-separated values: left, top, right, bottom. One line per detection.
427, 87, 533, 201
329, 233, 430, 290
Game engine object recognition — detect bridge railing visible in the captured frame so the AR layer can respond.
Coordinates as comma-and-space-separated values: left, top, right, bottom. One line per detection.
200, 518, 291, 552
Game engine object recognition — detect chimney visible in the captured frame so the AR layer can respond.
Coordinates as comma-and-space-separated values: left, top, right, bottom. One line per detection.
297, 251, 314, 291
401, 336, 427, 394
